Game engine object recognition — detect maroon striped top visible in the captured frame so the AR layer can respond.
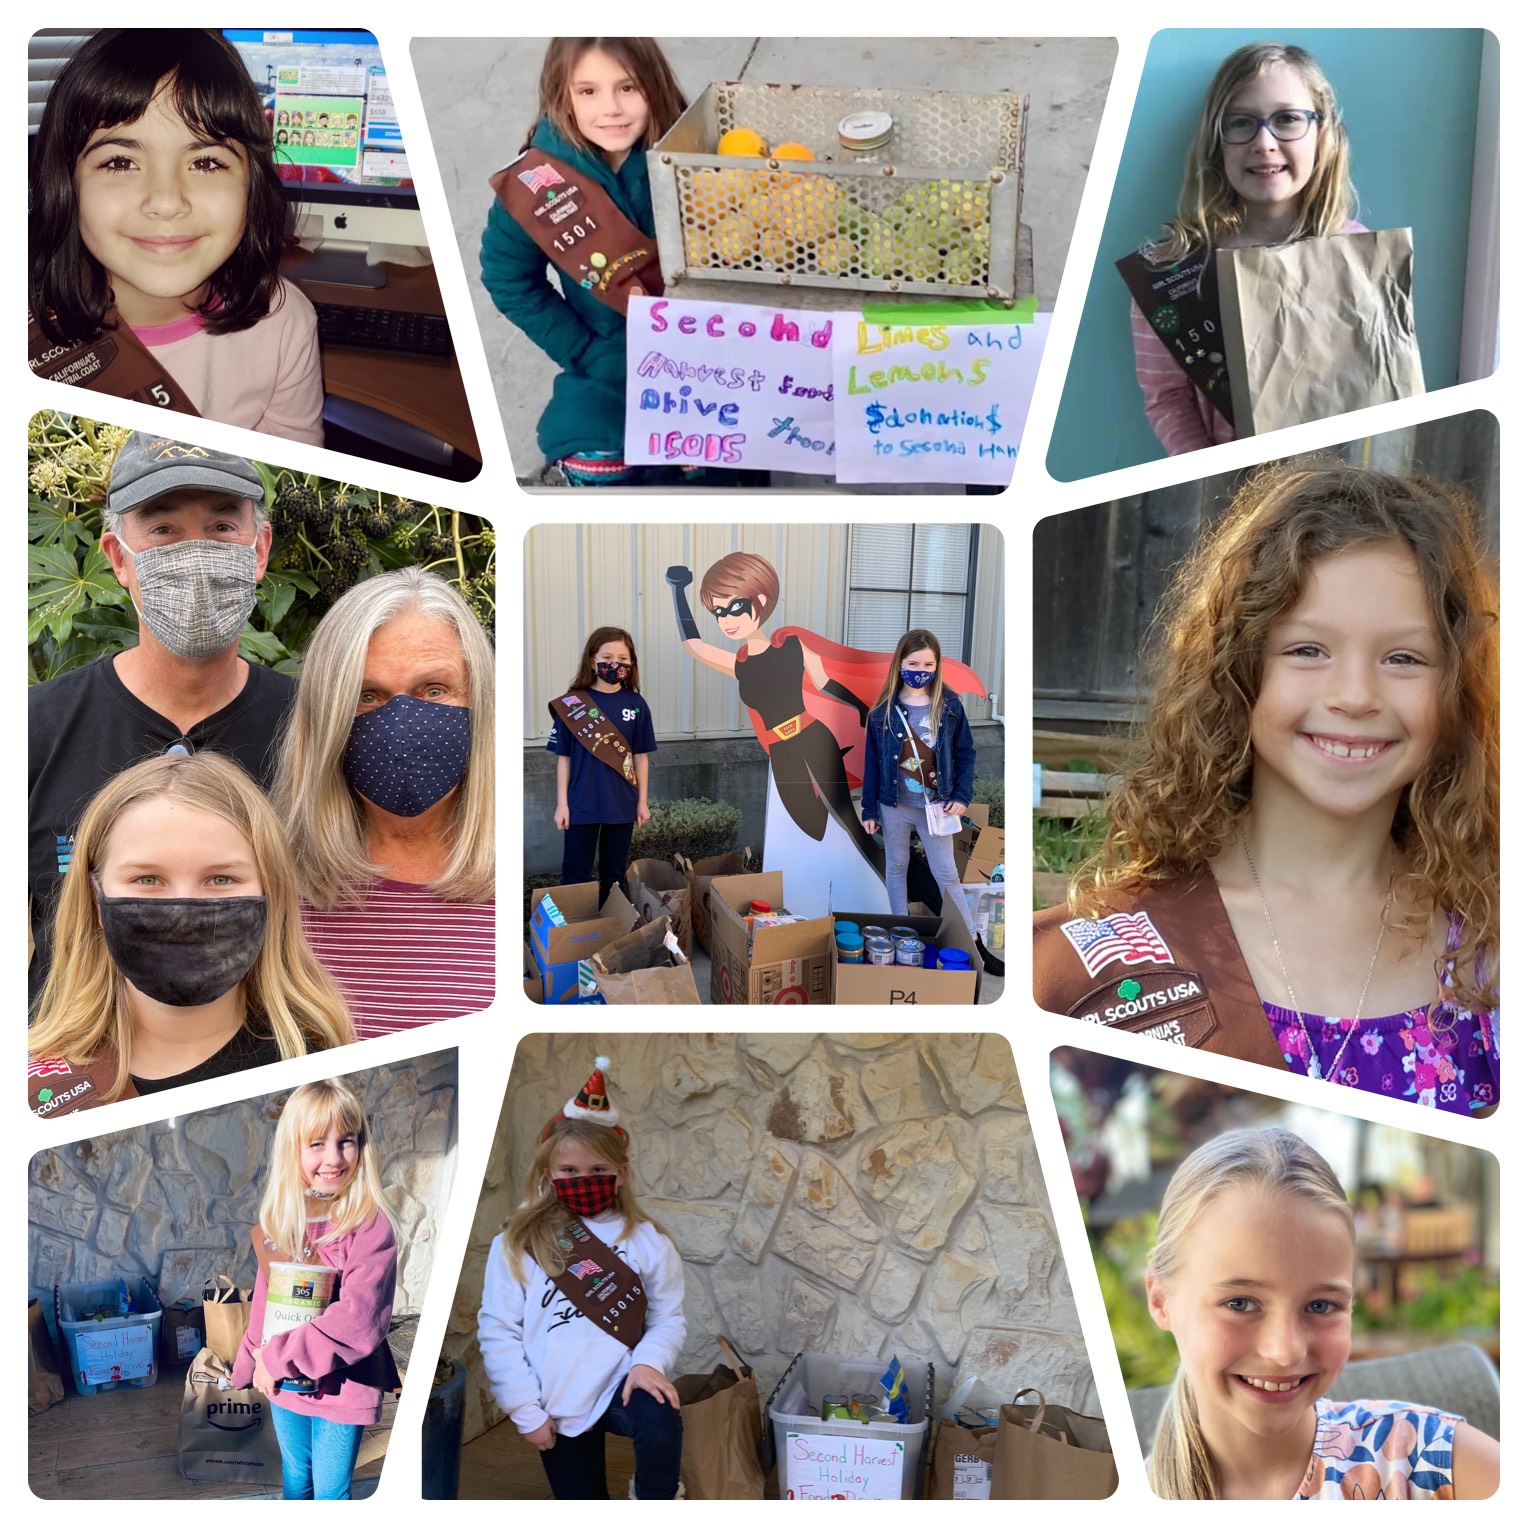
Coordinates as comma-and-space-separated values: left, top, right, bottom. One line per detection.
300, 880, 495, 1037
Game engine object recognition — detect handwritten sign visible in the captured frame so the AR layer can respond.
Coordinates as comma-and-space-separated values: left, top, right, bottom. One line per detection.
831, 312, 1051, 484
625, 297, 835, 474
75, 1322, 154, 1385
784, 1430, 905, 1501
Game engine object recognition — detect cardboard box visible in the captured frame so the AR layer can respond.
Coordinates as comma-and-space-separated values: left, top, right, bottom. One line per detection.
626, 858, 693, 958
831, 901, 982, 1005
961, 826, 1006, 886
708, 872, 834, 1006
527, 885, 638, 1004
951, 804, 993, 879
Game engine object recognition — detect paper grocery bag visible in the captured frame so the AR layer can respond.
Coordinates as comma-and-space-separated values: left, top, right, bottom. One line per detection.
590, 915, 701, 1004
675, 851, 748, 954
989, 1388, 1118, 1499
202, 1275, 253, 1366
675, 1337, 766, 1500
627, 858, 694, 957
28, 1298, 65, 1414
930, 1419, 999, 1500
177, 1346, 282, 1484
1216, 228, 1425, 437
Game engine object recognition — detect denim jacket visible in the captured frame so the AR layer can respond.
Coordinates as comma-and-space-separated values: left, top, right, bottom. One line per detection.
861, 693, 976, 821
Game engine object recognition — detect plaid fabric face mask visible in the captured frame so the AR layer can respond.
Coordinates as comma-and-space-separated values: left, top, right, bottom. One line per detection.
123, 538, 258, 660
552, 1174, 622, 1218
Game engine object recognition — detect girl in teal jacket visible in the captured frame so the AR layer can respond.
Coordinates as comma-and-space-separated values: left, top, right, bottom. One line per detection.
482, 39, 687, 486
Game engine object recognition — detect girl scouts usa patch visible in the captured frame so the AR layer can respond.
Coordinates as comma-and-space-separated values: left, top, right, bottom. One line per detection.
1060, 911, 1173, 977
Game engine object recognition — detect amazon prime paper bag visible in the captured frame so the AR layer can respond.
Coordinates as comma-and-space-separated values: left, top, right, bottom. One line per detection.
177, 1347, 282, 1484
1217, 228, 1425, 437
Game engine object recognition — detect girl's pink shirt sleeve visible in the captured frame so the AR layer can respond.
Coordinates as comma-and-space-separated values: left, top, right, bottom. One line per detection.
1129, 218, 1369, 457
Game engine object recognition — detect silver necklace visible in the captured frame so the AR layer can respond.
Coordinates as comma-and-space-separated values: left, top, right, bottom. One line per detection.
1239, 829, 1393, 1083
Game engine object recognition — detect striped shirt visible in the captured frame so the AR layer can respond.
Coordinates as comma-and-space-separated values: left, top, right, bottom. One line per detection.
1130, 220, 1367, 455
301, 880, 495, 1037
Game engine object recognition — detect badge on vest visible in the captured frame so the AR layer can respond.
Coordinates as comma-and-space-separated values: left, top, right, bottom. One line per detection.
1060, 910, 1173, 977
1068, 966, 1220, 1048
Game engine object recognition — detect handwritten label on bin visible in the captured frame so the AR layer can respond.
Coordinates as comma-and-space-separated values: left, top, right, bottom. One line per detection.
624, 297, 834, 474
783, 1430, 905, 1500
76, 1322, 154, 1385
831, 312, 1050, 484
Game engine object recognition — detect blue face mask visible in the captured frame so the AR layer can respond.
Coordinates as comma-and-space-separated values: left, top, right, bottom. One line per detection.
900, 668, 936, 690
342, 695, 472, 817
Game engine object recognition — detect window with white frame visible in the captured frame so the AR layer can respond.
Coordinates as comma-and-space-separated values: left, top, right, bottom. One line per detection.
844, 524, 977, 660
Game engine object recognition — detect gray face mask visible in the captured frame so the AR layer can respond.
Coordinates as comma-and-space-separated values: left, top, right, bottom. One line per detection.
121, 538, 258, 660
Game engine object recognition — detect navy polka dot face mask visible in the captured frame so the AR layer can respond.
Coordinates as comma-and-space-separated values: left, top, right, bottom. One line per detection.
342, 695, 472, 817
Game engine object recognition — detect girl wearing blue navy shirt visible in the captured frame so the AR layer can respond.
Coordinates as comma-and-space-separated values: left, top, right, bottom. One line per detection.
548, 626, 656, 901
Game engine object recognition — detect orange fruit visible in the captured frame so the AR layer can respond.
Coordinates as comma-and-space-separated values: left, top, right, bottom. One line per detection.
772, 141, 815, 161
718, 126, 767, 157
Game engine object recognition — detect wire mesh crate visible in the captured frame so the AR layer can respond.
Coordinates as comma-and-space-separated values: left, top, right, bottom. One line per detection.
649, 82, 1028, 304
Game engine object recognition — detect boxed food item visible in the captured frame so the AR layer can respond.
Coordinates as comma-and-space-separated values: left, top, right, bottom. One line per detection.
830, 901, 982, 1005
528, 884, 639, 1004
708, 872, 833, 1006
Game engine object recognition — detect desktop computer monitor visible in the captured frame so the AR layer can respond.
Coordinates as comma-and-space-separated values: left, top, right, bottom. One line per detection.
224, 27, 427, 287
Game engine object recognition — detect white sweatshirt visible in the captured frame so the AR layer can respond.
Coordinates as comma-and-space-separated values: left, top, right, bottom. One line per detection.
479, 1212, 687, 1437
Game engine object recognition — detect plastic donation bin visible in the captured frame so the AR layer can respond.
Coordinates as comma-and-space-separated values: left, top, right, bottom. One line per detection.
55, 1277, 164, 1396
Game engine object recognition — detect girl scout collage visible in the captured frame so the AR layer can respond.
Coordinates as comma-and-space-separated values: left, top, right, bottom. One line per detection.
15, 3, 1514, 1514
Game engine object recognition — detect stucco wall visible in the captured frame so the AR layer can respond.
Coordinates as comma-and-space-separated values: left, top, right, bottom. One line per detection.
449, 1033, 1092, 1445
29, 1052, 458, 1318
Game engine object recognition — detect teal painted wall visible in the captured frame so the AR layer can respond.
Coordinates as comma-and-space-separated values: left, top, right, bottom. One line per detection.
1048, 28, 1485, 481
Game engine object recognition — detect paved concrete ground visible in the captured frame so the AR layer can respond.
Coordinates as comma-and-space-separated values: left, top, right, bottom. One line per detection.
412, 36, 1115, 482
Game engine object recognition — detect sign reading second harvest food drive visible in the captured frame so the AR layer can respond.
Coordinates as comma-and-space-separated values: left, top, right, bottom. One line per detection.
783, 1430, 904, 1500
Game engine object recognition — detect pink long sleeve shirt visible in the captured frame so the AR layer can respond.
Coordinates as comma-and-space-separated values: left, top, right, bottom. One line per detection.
231, 1211, 400, 1426
1130, 220, 1368, 456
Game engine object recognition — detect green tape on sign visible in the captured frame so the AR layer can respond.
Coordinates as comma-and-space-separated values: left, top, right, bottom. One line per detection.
860, 295, 1038, 324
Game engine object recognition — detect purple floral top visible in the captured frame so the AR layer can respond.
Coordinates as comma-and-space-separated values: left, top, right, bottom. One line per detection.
1264, 1001, 1499, 1115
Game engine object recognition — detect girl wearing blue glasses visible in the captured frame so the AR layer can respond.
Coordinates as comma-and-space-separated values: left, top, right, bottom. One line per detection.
1131, 43, 1364, 456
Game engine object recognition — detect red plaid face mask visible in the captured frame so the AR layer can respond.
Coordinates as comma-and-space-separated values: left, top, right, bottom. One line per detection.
552, 1173, 621, 1218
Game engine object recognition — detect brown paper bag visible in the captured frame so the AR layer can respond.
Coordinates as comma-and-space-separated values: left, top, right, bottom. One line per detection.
1217, 228, 1425, 437
590, 915, 701, 1004
676, 851, 747, 955
177, 1346, 283, 1484
930, 1418, 998, 1499
29, 1298, 65, 1414
675, 1336, 765, 1500
989, 1388, 1118, 1500
202, 1275, 253, 1366
627, 858, 693, 957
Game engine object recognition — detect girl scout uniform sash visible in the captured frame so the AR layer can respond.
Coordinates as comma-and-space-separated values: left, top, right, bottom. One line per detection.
549, 692, 637, 784
1033, 873, 1285, 1066
28, 309, 200, 414
895, 708, 940, 796
490, 149, 663, 317
550, 1213, 649, 1349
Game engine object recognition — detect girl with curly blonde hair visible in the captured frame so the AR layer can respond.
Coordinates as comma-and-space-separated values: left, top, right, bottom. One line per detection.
1035, 464, 1499, 1116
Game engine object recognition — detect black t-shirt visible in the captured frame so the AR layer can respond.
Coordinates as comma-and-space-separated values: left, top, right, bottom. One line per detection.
28, 655, 296, 1005
735, 636, 805, 729
546, 687, 657, 825
130, 1026, 286, 1095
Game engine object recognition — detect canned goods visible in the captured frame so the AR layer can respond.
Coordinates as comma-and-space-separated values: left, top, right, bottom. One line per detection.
849, 1392, 884, 1422
821, 1392, 853, 1421
895, 937, 925, 967
889, 925, 918, 941
865, 936, 896, 966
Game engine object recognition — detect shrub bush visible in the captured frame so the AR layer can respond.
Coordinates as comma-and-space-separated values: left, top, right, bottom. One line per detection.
971, 774, 1005, 828
628, 797, 742, 866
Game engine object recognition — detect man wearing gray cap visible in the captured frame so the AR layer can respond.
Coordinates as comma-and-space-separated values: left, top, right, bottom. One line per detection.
28, 431, 296, 1002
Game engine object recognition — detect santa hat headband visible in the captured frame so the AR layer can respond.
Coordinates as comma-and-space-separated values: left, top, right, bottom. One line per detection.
541, 1055, 627, 1141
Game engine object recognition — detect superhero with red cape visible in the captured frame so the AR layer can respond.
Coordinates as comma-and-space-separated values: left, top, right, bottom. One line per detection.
667, 553, 985, 877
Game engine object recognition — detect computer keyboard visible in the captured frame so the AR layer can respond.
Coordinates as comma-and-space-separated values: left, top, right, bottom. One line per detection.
313, 303, 455, 359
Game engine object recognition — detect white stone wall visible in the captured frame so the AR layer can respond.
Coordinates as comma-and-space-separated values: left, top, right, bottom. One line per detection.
29, 1052, 458, 1318
449, 1034, 1093, 1445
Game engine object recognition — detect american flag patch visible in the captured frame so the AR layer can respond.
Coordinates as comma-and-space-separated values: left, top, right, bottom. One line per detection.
519, 162, 566, 193
568, 1259, 602, 1279
1060, 912, 1173, 977
28, 1057, 73, 1079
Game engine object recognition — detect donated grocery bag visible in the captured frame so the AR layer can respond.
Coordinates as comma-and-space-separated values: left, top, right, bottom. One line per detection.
675, 1336, 766, 1500
202, 1274, 253, 1366
177, 1346, 282, 1484
627, 858, 693, 957
989, 1388, 1117, 1499
590, 915, 701, 1004
931, 1418, 999, 1500
1216, 228, 1425, 437
676, 851, 748, 955
29, 1298, 65, 1414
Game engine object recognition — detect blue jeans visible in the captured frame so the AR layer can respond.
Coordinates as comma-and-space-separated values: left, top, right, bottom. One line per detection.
879, 798, 978, 934
538, 1386, 683, 1500
269, 1402, 364, 1500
